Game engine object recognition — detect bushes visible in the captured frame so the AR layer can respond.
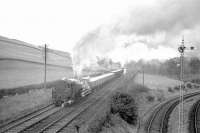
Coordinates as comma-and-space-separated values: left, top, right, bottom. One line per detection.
0, 80, 62, 99
88, 112, 113, 133
133, 84, 149, 93
174, 86, 180, 91
168, 87, 174, 93
157, 97, 165, 102
186, 83, 192, 89
88, 92, 138, 133
194, 84, 200, 89
88, 81, 140, 132
173, 84, 188, 91
0, 90, 5, 99
191, 79, 200, 84
146, 95, 155, 102
110, 92, 138, 125
186, 81, 200, 89
156, 89, 166, 102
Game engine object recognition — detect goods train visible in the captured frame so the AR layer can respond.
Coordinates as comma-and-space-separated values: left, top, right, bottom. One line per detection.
52, 69, 124, 106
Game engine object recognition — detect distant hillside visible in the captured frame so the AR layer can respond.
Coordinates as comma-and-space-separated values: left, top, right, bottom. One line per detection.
0, 36, 73, 89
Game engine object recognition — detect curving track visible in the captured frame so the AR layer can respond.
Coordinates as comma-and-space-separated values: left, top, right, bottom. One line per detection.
146, 91, 200, 133
189, 98, 200, 133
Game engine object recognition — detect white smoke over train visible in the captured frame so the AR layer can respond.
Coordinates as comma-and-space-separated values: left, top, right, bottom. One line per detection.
73, 0, 200, 75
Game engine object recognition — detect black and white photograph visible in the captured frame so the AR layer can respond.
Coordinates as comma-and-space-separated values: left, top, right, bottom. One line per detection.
0, 0, 200, 133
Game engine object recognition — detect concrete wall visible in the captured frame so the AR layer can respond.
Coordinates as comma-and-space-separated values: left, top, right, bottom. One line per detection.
0, 36, 73, 89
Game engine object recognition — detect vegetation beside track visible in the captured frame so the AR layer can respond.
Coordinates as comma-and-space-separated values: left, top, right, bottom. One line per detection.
87, 91, 138, 133
87, 71, 156, 133
87, 70, 184, 133
0, 89, 52, 124
0, 80, 63, 99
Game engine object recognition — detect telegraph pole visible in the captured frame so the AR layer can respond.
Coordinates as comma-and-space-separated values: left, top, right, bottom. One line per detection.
142, 65, 144, 86
44, 44, 47, 89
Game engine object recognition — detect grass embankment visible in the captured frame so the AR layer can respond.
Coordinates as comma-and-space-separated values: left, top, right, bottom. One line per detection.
0, 79, 71, 124
87, 72, 182, 133
86, 72, 159, 133
0, 79, 65, 99
0, 89, 52, 124
135, 73, 181, 90
87, 91, 138, 133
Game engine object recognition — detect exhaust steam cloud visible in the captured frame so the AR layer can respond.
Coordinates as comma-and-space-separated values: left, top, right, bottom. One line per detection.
73, 0, 200, 75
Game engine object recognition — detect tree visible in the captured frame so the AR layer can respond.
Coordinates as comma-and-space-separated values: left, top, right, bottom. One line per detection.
189, 57, 200, 74
110, 92, 138, 125
164, 58, 180, 77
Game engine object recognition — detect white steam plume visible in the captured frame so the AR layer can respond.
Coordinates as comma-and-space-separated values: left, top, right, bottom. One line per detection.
73, 0, 200, 74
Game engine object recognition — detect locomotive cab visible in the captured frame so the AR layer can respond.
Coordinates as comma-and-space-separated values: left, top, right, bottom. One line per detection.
52, 79, 83, 106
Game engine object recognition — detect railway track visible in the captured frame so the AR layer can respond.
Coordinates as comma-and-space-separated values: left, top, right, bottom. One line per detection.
46, 88, 111, 133
0, 105, 61, 133
65, 72, 138, 133
57, 77, 121, 133
0, 103, 56, 133
0, 76, 122, 133
35, 77, 122, 133
189, 98, 200, 133
146, 91, 200, 133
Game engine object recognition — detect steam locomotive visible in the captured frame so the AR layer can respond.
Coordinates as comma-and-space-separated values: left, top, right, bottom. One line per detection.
52, 69, 124, 106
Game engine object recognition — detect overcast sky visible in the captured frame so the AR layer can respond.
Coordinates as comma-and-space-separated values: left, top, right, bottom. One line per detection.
0, 0, 200, 65
0, 0, 155, 51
